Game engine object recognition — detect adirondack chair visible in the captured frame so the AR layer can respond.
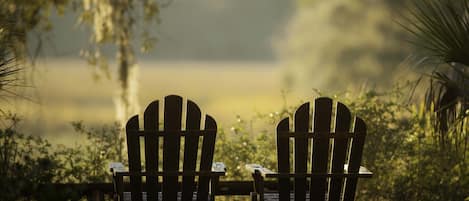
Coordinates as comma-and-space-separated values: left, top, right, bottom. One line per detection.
110, 95, 226, 201
246, 97, 372, 201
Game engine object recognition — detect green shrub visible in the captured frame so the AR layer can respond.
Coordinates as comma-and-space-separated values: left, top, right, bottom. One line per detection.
56, 121, 124, 183
1, 86, 467, 201
0, 114, 81, 201
214, 87, 468, 201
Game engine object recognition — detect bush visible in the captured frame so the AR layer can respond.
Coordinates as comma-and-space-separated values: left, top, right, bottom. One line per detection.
56, 121, 124, 183
214, 87, 468, 201
0, 115, 123, 200
0, 114, 81, 201
1, 86, 467, 201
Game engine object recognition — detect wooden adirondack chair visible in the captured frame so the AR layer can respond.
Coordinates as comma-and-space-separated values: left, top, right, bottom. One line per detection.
110, 95, 226, 201
246, 97, 372, 201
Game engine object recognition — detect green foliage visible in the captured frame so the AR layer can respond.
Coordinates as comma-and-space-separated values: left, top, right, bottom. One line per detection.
214, 94, 296, 181
403, 0, 469, 66
1, 89, 467, 201
214, 117, 277, 180
339, 88, 412, 200
0, 0, 70, 59
402, 0, 468, 160
57, 121, 124, 183
0, 55, 21, 104
0, 115, 123, 200
0, 114, 81, 201
215, 86, 468, 201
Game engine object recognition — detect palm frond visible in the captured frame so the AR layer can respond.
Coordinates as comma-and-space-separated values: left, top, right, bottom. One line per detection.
424, 63, 468, 135
404, 0, 469, 66
0, 55, 21, 93
0, 5, 24, 104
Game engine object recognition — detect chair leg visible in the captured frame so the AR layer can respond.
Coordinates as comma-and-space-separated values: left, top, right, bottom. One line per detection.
87, 189, 104, 201
252, 170, 264, 201
251, 192, 258, 201
210, 176, 220, 201
113, 175, 124, 201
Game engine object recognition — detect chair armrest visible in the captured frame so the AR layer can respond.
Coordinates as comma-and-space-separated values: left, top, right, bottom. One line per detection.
212, 162, 226, 174
344, 164, 373, 178
246, 164, 271, 200
245, 164, 276, 177
109, 162, 126, 200
244, 164, 372, 178
109, 162, 126, 174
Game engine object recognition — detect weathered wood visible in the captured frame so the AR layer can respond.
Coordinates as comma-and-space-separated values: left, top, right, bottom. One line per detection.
262, 171, 372, 178
116, 174, 124, 200
276, 118, 290, 201
162, 95, 183, 201
197, 115, 217, 201
113, 95, 225, 201
126, 115, 143, 201
328, 102, 351, 201
276, 131, 356, 138
294, 103, 309, 201
310, 98, 332, 200
132, 130, 217, 137
115, 171, 225, 177
252, 97, 371, 201
343, 117, 367, 201
144, 101, 159, 201
182, 100, 202, 201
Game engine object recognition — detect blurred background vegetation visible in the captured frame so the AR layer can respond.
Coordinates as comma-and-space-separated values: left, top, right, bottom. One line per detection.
1, 0, 468, 200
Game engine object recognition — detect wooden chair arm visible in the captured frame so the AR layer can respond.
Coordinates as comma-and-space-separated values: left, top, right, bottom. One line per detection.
212, 162, 226, 174
114, 171, 226, 177
209, 162, 226, 200
109, 162, 126, 175
109, 162, 226, 176
245, 164, 272, 201
109, 162, 125, 201
245, 164, 372, 178
344, 164, 373, 176
245, 164, 276, 177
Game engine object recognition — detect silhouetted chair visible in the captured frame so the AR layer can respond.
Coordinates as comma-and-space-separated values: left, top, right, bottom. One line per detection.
110, 95, 226, 201
246, 97, 372, 201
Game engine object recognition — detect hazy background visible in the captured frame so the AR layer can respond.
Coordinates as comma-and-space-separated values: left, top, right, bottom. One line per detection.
36, 0, 292, 61
6, 0, 415, 144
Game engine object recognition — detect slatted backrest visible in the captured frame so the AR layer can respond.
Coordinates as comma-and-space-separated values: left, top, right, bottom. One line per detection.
276, 97, 367, 201
125, 95, 217, 201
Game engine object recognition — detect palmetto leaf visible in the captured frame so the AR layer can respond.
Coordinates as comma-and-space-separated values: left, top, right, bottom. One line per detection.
404, 0, 469, 66
425, 63, 467, 133
0, 3, 23, 105
0, 57, 20, 90
403, 0, 468, 138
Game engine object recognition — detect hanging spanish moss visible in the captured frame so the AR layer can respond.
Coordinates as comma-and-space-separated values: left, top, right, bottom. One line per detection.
77, 0, 160, 156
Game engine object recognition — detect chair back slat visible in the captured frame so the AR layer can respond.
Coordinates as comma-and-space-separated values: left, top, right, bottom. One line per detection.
162, 95, 183, 201
182, 100, 202, 201
196, 115, 217, 201
343, 117, 367, 201
276, 118, 291, 201
144, 101, 159, 201
293, 103, 309, 201
328, 102, 352, 201
310, 98, 332, 200
126, 115, 143, 201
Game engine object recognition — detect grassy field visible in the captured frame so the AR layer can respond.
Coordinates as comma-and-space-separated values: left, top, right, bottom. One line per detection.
4, 59, 310, 145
